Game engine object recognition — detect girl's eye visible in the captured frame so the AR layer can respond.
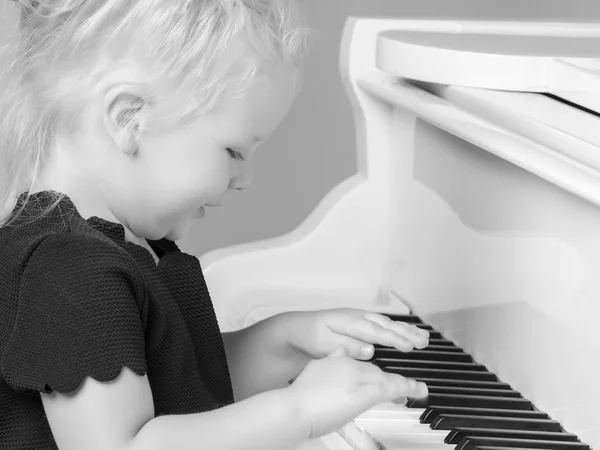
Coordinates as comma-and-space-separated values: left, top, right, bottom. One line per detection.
226, 148, 245, 161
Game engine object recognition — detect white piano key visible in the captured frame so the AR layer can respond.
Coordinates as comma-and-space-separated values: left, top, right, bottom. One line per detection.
355, 402, 450, 448
357, 420, 446, 438
338, 422, 385, 450
376, 433, 453, 450
356, 402, 425, 426
357, 401, 423, 421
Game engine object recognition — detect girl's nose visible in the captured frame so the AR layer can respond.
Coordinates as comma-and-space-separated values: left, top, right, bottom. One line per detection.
229, 172, 252, 191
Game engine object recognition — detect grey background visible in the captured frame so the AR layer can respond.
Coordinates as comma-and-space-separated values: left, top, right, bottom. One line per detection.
2, 1, 599, 256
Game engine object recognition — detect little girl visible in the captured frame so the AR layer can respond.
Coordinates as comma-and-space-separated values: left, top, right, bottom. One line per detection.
0, 1, 429, 449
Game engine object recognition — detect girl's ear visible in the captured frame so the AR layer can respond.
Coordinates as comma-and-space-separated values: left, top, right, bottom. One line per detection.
103, 86, 148, 156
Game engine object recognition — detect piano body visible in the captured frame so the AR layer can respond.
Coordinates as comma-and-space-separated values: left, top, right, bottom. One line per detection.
200, 17, 600, 450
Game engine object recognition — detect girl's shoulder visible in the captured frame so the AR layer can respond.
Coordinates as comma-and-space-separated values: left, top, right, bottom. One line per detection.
0, 193, 143, 279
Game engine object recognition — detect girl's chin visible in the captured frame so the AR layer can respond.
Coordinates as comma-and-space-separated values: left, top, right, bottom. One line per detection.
165, 212, 203, 241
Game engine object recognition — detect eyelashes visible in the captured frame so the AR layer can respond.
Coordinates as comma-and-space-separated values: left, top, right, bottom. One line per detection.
226, 148, 245, 161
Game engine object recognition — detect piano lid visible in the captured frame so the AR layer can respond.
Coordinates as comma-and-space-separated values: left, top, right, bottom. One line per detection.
376, 30, 600, 112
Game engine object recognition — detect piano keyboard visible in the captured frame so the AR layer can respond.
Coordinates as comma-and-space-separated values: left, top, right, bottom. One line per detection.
351, 314, 592, 450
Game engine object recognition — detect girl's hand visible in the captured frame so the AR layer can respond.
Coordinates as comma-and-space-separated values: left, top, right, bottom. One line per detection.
290, 308, 429, 361
287, 346, 428, 439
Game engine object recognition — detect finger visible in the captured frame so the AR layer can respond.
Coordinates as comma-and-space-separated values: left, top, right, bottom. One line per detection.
339, 337, 374, 360
363, 320, 419, 352
355, 372, 428, 408
392, 395, 407, 405
388, 322, 429, 350
365, 312, 430, 342
378, 374, 428, 402
364, 313, 430, 350
395, 374, 428, 398
331, 317, 404, 350
326, 311, 426, 353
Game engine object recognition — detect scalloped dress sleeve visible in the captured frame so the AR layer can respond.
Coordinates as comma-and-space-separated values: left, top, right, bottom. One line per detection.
1, 232, 148, 395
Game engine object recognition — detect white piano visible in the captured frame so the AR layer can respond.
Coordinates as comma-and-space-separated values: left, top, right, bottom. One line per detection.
201, 17, 600, 450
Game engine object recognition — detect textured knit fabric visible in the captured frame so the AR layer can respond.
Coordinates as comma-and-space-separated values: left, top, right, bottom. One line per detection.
0, 191, 234, 450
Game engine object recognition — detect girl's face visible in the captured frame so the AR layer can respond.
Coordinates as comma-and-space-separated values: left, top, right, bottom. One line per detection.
97, 66, 297, 241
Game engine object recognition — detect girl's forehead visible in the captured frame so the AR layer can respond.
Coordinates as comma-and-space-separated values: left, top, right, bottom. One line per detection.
234, 69, 296, 130
209, 66, 296, 124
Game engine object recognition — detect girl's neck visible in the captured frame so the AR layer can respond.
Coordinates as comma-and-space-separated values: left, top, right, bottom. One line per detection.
124, 228, 160, 265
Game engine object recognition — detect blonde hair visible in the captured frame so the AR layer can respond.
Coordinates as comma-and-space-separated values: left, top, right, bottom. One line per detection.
0, 0, 309, 226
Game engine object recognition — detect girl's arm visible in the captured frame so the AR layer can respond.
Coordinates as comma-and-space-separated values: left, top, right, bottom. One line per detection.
130, 385, 308, 450
221, 312, 309, 401
42, 366, 309, 450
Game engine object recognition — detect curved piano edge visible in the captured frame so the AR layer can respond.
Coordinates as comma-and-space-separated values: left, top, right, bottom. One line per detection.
201, 175, 397, 330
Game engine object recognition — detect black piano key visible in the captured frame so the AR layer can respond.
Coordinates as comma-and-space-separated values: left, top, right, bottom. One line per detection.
423, 330, 444, 339
421, 407, 550, 424
431, 415, 563, 432
406, 394, 533, 410
416, 378, 512, 390
374, 349, 474, 362
376, 359, 488, 371
428, 338, 457, 346
385, 314, 422, 323
385, 367, 498, 381
456, 437, 589, 450
427, 386, 522, 397
423, 345, 466, 352
476, 447, 564, 450
446, 428, 578, 445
